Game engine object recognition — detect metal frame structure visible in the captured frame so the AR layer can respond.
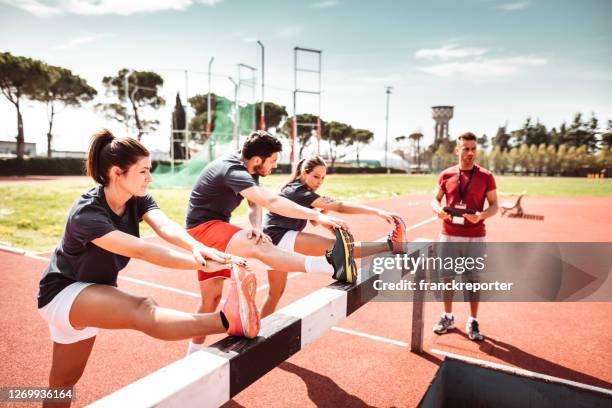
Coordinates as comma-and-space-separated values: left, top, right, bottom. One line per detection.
292, 47, 322, 166
237, 63, 257, 149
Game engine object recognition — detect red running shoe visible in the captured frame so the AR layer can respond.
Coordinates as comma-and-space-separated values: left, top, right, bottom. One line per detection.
222, 264, 260, 338
388, 216, 407, 253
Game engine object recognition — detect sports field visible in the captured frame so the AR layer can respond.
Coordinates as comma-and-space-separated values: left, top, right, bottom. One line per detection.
0, 174, 610, 251
0, 173, 611, 407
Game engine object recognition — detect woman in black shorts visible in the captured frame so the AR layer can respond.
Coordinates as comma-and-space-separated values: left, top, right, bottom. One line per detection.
37, 129, 259, 407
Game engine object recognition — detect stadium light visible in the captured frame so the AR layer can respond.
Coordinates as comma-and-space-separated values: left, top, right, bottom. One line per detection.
257, 40, 265, 130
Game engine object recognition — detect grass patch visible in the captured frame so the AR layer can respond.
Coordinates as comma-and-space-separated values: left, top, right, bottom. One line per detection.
0, 174, 609, 251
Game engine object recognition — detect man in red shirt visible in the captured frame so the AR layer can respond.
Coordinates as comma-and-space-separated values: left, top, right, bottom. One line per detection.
431, 132, 498, 341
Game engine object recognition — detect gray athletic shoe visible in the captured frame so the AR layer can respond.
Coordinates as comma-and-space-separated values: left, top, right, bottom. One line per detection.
466, 320, 484, 341
433, 315, 455, 334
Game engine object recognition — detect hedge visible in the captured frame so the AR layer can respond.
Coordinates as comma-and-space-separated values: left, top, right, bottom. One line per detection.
1, 158, 407, 177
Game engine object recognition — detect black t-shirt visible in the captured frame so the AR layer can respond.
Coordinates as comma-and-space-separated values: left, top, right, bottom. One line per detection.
263, 180, 320, 245
37, 185, 159, 308
186, 152, 259, 228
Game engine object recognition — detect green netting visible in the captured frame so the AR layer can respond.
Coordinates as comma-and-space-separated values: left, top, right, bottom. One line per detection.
151, 99, 256, 188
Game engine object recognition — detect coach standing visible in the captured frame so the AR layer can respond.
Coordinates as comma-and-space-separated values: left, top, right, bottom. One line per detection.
431, 132, 498, 341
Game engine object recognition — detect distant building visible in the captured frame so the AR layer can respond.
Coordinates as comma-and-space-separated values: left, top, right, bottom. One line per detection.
50, 150, 87, 159
0, 140, 36, 157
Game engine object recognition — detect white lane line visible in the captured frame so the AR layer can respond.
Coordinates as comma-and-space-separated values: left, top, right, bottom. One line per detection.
406, 216, 437, 231
117, 271, 303, 302
118, 276, 201, 298
257, 272, 301, 292
331, 326, 409, 348
430, 348, 612, 396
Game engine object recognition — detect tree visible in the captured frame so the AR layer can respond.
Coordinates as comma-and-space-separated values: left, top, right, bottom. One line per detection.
431, 143, 454, 172
280, 113, 324, 159
352, 128, 374, 167
0, 52, 49, 158
321, 121, 353, 169
33, 65, 96, 157
97, 68, 165, 140
564, 113, 598, 152
172, 93, 186, 160
546, 144, 557, 175
409, 132, 424, 168
557, 144, 569, 175
491, 126, 511, 150
489, 146, 507, 174
187, 93, 234, 143
508, 147, 520, 174
600, 120, 612, 148
477, 134, 489, 150
252, 101, 287, 130
519, 144, 531, 173
513, 117, 549, 147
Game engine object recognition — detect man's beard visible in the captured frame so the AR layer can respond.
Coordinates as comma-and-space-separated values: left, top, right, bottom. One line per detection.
254, 164, 269, 176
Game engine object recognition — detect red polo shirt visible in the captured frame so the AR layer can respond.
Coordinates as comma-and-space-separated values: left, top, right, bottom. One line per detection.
437, 164, 496, 237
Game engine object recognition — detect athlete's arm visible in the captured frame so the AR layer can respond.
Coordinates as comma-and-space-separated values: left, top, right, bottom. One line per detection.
311, 196, 400, 224
431, 187, 451, 221
248, 200, 262, 229
143, 209, 241, 265
246, 200, 270, 244
464, 189, 498, 223
91, 230, 234, 272
240, 185, 349, 230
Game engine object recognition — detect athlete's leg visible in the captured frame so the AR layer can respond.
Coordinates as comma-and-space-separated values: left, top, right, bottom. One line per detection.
44, 338, 95, 408
192, 277, 226, 345
226, 230, 312, 272
70, 284, 226, 340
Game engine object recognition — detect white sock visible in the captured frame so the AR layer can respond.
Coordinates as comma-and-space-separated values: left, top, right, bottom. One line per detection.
444, 312, 454, 319
304, 255, 334, 276
468, 316, 477, 324
186, 340, 205, 356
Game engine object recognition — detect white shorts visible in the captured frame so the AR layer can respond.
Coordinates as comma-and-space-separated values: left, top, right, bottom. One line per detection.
266, 230, 299, 271
38, 282, 98, 344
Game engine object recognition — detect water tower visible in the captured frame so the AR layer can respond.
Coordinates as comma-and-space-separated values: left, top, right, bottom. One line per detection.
432, 106, 454, 141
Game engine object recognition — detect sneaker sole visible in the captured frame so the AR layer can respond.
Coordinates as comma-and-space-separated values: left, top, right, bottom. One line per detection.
339, 229, 356, 283
391, 217, 407, 253
433, 323, 455, 334
234, 269, 259, 339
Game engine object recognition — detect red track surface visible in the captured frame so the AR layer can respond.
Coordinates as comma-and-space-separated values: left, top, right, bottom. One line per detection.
1, 194, 611, 407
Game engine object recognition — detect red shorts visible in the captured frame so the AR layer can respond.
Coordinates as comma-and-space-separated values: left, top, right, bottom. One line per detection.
188, 220, 242, 281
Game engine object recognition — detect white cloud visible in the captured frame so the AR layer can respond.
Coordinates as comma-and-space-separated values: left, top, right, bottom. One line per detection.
309, 1, 338, 9
418, 56, 547, 79
277, 25, 304, 38
54, 33, 116, 50
497, 1, 529, 11
1, 0, 223, 17
242, 37, 257, 43
415, 44, 488, 60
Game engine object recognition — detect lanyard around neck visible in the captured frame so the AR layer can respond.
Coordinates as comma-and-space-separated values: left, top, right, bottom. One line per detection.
458, 166, 476, 202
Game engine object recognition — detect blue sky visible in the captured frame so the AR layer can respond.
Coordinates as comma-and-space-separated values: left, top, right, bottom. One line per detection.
1, 0, 610, 156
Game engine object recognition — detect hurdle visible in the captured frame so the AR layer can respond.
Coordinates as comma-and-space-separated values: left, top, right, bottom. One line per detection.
87, 242, 432, 408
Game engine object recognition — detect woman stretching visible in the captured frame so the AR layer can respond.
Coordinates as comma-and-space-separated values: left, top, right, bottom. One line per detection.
261, 155, 407, 317
37, 129, 259, 407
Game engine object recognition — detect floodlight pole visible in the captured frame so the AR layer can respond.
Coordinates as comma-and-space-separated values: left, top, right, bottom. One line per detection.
257, 41, 265, 130
385, 85, 393, 171
184, 69, 190, 159
229, 76, 239, 150
238, 63, 257, 133
293, 47, 322, 166
207, 57, 214, 137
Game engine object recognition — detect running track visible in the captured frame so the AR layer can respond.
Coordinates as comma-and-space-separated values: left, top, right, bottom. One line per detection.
1, 194, 611, 407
